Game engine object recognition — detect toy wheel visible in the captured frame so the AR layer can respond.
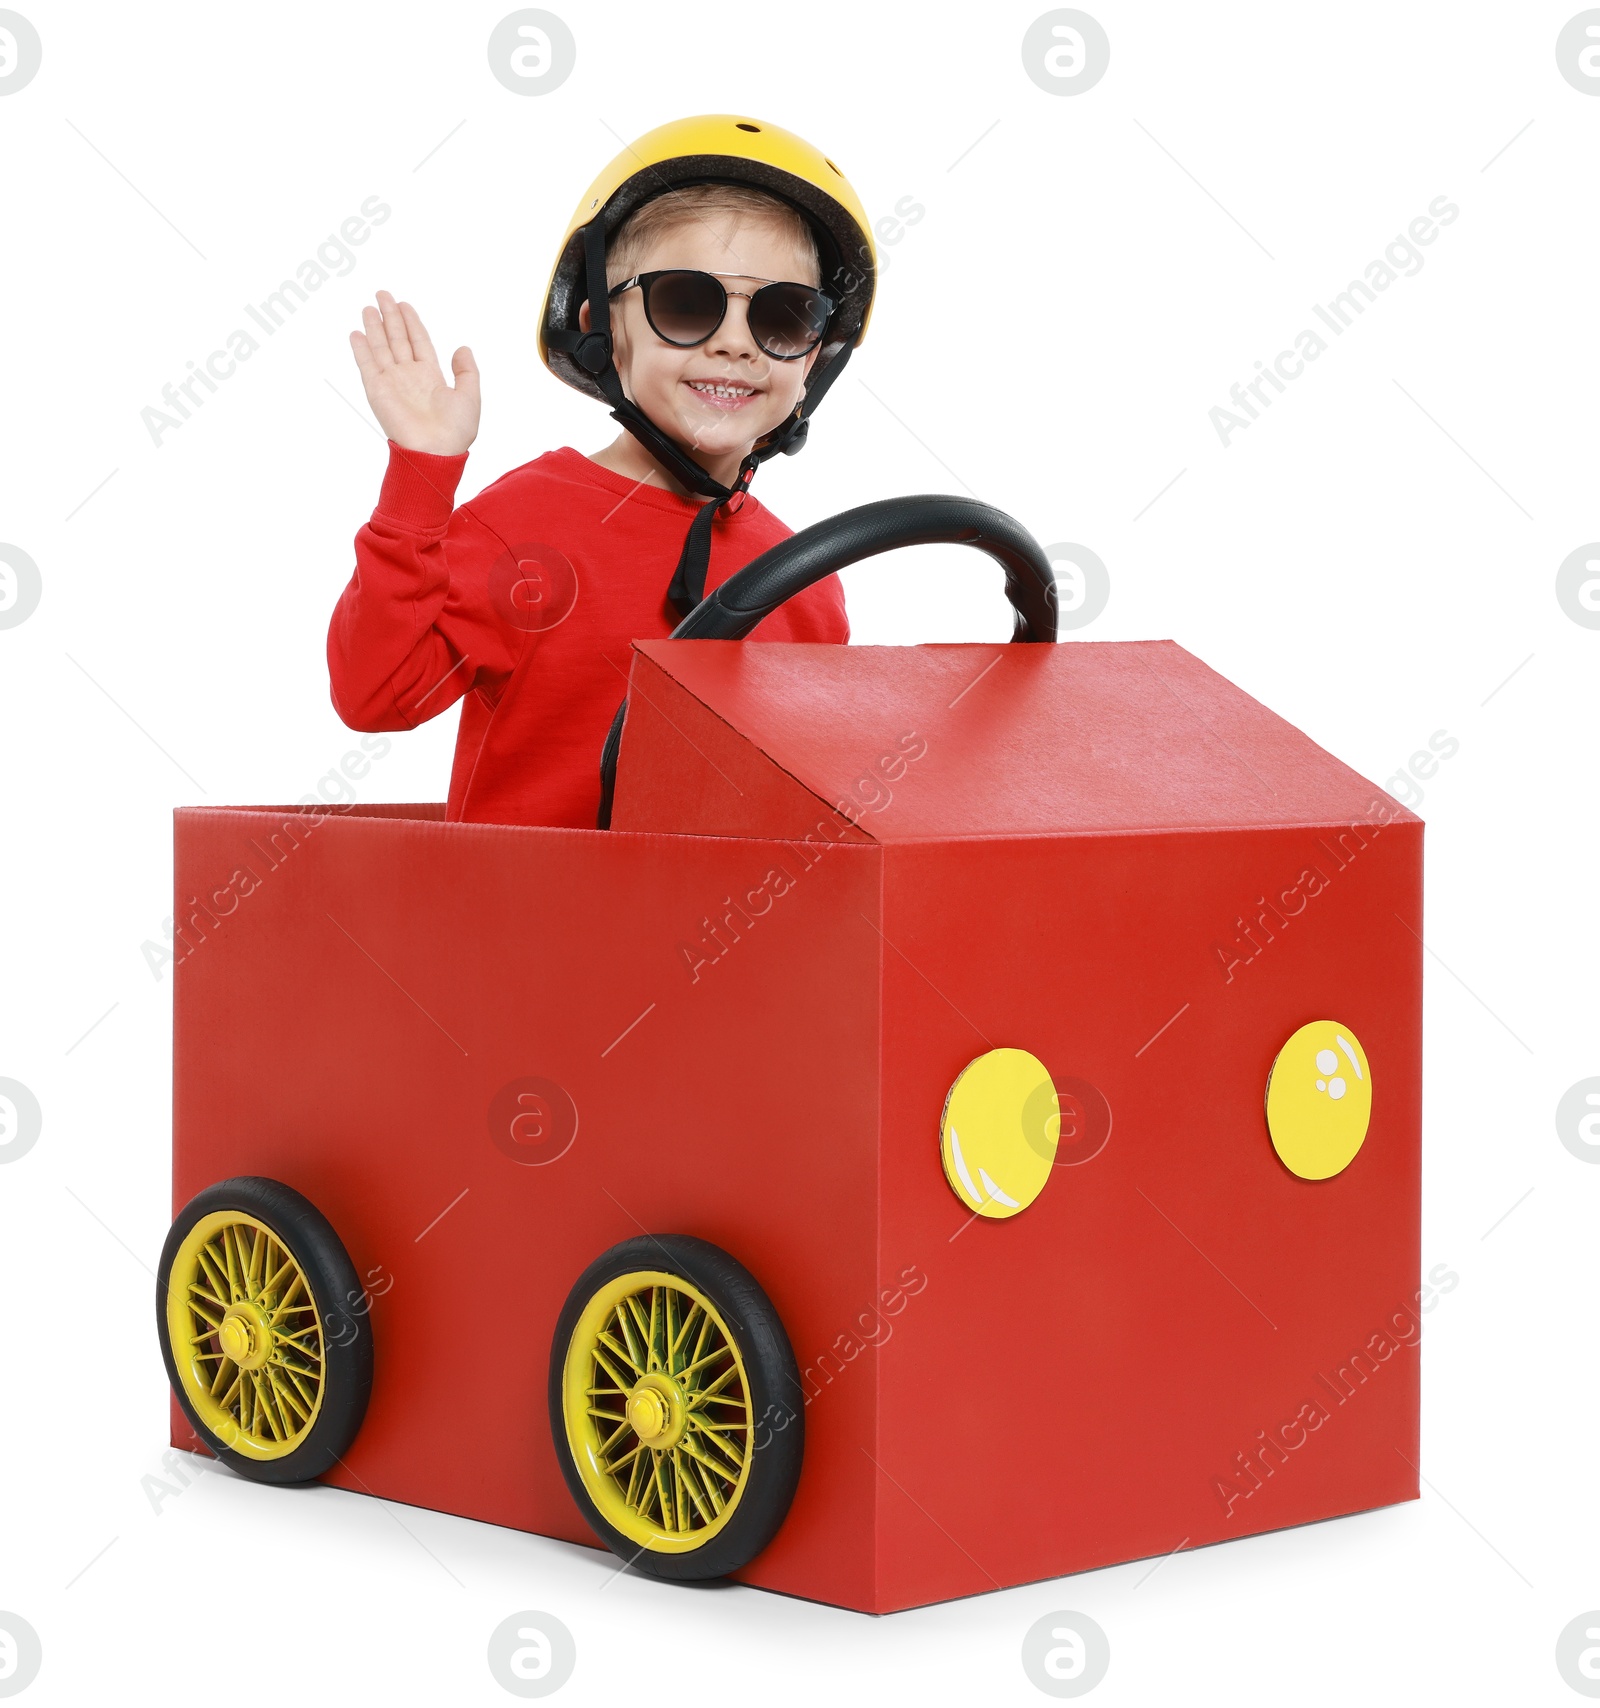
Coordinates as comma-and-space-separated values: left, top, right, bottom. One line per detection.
550, 1235, 804, 1580
156, 1176, 374, 1485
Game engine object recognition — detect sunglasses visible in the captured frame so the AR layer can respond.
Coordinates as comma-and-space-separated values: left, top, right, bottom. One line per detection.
606, 269, 836, 361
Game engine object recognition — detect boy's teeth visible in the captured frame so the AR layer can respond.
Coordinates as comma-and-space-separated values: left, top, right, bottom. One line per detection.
689, 381, 754, 398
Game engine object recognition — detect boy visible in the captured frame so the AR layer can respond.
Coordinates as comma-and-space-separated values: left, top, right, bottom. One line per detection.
327, 114, 877, 829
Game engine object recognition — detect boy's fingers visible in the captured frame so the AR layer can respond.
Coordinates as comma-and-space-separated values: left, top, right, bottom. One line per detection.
398, 300, 438, 370
451, 346, 480, 402
349, 329, 379, 382
378, 289, 413, 363
360, 303, 393, 368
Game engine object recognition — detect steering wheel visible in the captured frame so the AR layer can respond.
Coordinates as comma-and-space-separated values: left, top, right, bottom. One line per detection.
597, 494, 1060, 827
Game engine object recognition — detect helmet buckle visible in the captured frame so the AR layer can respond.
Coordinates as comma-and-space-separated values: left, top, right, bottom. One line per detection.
573, 331, 612, 376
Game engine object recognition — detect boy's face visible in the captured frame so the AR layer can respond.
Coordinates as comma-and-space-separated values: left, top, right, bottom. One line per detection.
585, 212, 825, 468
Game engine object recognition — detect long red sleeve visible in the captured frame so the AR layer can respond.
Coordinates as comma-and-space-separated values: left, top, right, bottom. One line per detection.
327, 442, 515, 731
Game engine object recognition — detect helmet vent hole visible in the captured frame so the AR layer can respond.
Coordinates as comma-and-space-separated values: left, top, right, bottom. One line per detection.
824, 158, 842, 175
735, 122, 761, 132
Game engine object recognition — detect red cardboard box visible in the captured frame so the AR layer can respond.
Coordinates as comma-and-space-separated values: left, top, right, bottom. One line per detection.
171, 638, 1422, 1613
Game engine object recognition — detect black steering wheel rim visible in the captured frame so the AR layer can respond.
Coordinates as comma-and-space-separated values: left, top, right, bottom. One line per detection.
598, 494, 1059, 828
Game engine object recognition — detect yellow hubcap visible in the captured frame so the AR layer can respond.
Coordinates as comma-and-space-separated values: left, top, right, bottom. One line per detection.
624, 1372, 687, 1449
164, 1211, 326, 1460
563, 1272, 752, 1553
628, 1388, 668, 1439
218, 1308, 265, 1369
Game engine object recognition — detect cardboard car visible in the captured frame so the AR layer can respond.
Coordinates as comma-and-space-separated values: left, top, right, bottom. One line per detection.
157, 498, 1423, 1614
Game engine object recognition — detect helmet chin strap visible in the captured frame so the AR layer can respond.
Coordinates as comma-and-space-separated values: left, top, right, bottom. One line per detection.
548, 216, 853, 618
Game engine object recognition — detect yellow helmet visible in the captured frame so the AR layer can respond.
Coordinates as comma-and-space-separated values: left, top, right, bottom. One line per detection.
540, 112, 876, 411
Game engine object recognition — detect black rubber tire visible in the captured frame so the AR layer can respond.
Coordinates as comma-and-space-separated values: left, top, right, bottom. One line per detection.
156, 1176, 374, 1485
548, 1234, 805, 1581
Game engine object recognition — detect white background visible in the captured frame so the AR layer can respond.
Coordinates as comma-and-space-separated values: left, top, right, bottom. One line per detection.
1, 1, 1596, 1702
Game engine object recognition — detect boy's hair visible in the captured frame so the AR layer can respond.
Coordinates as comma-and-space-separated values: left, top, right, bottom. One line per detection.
606, 183, 821, 287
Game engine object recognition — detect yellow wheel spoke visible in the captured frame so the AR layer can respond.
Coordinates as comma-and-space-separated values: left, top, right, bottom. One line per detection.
250, 1373, 278, 1440
624, 1445, 649, 1509
273, 1360, 318, 1412
694, 1451, 724, 1516
676, 1437, 724, 1499
687, 1362, 742, 1407
605, 1439, 646, 1477
597, 1418, 633, 1459
613, 1303, 645, 1372
653, 1451, 675, 1529
689, 1409, 748, 1450
685, 1422, 744, 1477
623, 1295, 652, 1363
590, 1345, 633, 1393
197, 1244, 230, 1305
265, 1371, 293, 1439
268, 1369, 310, 1424
676, 1343, 732, 1385
594, 1329, 640, 1375
675, 1451, 713, 1526
668, 1301, 702, 1371
635, 1454, 658, 1521
672, 1451, 690, 1532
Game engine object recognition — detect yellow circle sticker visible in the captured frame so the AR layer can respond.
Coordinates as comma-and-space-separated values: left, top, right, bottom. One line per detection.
939, 1048, 1058, 1218
1265, 1021, 1373, 1180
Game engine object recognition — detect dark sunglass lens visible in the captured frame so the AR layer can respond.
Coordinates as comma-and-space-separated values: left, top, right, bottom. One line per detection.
644, 271, 725, 345
749, 284, 831, 357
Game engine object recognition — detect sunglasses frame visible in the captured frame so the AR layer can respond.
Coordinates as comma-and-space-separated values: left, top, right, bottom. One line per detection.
606, 268, 837, 361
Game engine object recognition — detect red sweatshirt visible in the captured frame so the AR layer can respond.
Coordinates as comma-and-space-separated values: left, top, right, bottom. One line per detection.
328, 442, 849, 827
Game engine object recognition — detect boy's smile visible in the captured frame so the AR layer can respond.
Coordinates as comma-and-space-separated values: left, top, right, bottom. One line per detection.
581, 212, 824, 494
683, 375, 759, 412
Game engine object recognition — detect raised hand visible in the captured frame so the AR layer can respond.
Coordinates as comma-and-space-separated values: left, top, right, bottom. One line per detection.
350, 290, 481, 456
